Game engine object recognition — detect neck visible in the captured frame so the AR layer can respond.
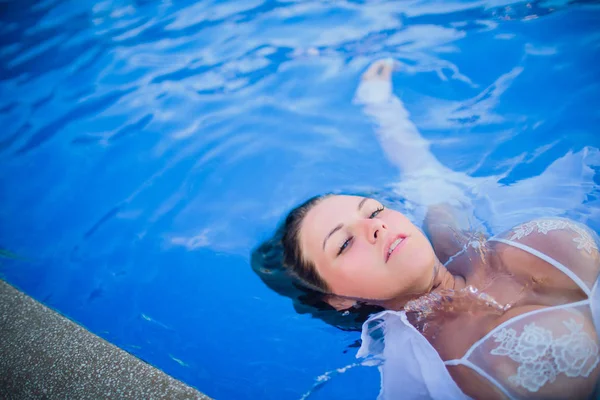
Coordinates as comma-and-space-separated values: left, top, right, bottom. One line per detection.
431, 258, 466, 293
378, 259, 466, 310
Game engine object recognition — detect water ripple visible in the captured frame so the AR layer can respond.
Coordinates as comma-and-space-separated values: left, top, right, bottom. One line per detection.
1, 1, 599, 399
17, 87, 136, 154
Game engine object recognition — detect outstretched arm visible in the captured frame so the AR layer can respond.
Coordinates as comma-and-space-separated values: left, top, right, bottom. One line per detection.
354, 60, 475, 209
353, 60, 447, 176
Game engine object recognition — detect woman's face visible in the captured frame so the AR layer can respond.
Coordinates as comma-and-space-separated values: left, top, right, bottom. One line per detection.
300, 195, 438, 303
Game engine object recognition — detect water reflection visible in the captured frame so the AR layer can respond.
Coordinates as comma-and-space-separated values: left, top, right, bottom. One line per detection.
0, 0, 599, 399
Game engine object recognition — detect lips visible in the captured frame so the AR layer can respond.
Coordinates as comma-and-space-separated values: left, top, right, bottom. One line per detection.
385, 234, 407, 262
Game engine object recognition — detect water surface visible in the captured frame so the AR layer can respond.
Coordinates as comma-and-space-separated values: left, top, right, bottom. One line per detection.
1, 0, 599, 398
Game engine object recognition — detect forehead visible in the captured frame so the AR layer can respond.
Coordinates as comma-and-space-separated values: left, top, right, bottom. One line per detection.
300, 195, 363, 254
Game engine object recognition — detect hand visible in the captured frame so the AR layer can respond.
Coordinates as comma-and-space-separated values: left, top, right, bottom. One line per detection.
353, 59, 396, 105
361, 59, 394, 82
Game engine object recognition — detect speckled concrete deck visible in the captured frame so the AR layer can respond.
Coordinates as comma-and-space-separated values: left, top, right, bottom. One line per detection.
0, 280, 210, 399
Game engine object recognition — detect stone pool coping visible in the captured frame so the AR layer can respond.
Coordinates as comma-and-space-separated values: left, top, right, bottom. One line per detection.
0, 279, 210, 399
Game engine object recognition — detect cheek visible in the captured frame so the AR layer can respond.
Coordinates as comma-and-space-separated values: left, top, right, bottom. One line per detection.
339, 242, 375, 275
355, 238, 385, 264
384, 213, 413, 231
328, 243, 380, 287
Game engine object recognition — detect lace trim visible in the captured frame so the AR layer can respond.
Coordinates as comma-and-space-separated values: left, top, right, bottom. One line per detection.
510, 219, 598, 254
490, 319, 599, 392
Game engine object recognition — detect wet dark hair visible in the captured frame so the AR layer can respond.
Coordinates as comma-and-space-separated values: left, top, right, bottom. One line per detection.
281, 194, 331, 292
251, 194, 383, 331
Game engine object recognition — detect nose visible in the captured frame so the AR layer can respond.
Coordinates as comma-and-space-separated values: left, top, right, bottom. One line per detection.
363, 218, 386, 244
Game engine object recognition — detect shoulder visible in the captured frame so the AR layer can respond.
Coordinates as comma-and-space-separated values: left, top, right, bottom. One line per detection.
507, 218, 598, 255
424, 204, 475, 264
491, 218, 600, 293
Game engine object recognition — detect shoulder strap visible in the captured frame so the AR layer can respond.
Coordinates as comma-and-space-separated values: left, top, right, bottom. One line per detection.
488, 237, 591, 296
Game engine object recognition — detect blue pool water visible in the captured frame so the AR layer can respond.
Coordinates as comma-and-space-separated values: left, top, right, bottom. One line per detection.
1, 0, 599, 398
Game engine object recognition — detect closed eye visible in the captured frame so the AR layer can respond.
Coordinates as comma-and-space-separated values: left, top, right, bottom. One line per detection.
337, 236, 353, 256
369, 206, 384, 219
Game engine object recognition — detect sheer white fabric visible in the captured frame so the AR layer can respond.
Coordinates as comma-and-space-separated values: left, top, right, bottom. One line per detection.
445, 302, 598, 399
593, 275, 600, 352
357, 310, 471, 400
358, 218, 600, 399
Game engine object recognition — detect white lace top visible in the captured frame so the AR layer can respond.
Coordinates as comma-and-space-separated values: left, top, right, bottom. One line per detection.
358, 218, 600, 399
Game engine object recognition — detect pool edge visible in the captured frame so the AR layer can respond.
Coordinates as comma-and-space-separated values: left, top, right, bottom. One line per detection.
0, 279, 211, 399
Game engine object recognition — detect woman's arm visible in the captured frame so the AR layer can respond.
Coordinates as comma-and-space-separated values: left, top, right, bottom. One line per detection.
354, 60, 474, 210
353, 60, 447, 176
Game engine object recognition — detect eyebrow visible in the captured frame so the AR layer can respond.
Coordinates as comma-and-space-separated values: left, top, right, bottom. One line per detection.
357, 197, 368, 211
322, 198, 369, 250
322, 223, 343, 250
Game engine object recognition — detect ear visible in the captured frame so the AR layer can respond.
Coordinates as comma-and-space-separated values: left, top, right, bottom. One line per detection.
323, 294, 356, 311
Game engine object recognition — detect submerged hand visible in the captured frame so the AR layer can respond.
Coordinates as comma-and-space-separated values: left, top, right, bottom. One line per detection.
353, 59, 395, 105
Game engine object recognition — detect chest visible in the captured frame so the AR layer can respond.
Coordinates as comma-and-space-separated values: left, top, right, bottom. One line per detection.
429, 242, 587, 361
448, 240, 586, 307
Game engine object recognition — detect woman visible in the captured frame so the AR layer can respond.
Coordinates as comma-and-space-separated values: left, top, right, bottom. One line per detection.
280, 193, 599, 399
252, 61, 600, 399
